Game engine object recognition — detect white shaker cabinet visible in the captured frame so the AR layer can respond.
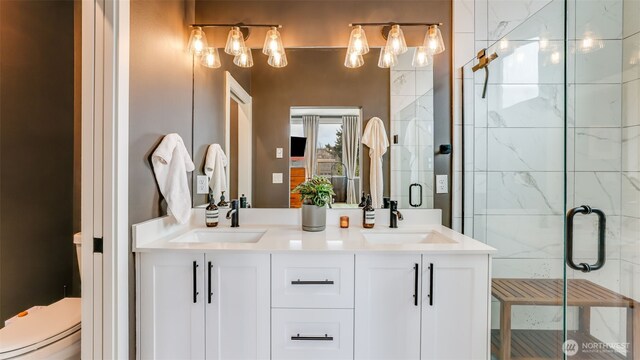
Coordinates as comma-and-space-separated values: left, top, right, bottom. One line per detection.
354, 254, 422, 360
139, 252, 206, 360
138, 252, 270, 360
205, 253, 270, 360
421, 255, 490, 360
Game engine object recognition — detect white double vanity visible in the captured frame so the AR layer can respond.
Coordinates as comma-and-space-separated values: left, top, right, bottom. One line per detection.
133, 209, 495, 360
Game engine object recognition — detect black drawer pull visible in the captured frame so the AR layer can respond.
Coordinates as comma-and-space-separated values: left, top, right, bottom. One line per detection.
192, 261, 199, 304
291, 279, 334, 285
291, 334, 334, 341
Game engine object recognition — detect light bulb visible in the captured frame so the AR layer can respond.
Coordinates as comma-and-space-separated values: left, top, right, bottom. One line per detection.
262, 27, 285, 56
579, 31, 603, 53
550, 51, 561, 65
225, 27, 246, 56
188, 27, 208, 55
200, 47, 221, 68
385, 25, 407, 55
539, 38, 549, 50
412, 46, 432, 67
378, 47, 397, 68
346, 25, 369, 56
423, 25, 445, 55
499, 38, 509, 51
344, 50, 364, 68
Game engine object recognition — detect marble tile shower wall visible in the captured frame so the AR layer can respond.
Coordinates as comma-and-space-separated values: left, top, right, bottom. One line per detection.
390, 51, 435, 208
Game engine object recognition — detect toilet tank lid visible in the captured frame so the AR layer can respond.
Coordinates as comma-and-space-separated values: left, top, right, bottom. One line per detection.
0, 298, 81, 356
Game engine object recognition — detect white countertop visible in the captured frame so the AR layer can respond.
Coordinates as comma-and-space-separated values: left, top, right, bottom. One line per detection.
133, 208, 496, 255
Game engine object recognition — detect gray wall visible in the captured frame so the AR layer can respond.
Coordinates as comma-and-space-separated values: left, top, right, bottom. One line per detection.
250, 48, 390, 208
0, 0, 76, 324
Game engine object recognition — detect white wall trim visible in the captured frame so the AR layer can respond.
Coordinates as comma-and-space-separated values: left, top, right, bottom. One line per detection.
224, 71, 253, 200
82, 0, 130, 358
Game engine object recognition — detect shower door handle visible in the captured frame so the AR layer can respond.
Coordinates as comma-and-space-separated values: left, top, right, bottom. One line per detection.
566, 205, 606, 273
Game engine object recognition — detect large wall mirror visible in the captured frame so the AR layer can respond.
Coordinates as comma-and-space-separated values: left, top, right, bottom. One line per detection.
190, 1, 451, 214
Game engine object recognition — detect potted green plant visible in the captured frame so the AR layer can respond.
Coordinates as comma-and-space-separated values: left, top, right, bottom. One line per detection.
293, 176, 335, 232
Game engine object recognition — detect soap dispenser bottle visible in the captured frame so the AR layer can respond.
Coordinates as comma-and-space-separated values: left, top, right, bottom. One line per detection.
358, 192, 366, 207
205, 191, 219, 227
217, 191, 228, 208
363, 194, 375, 228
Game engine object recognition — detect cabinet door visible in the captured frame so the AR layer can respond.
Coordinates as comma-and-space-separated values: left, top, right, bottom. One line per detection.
421, 255, 490, 360
205, 254, 270, 360
139, 252, 205, 360
355, 254, 422, 360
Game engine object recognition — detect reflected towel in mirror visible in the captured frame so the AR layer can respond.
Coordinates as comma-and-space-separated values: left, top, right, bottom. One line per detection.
205, 144, 228, 201
152, 133, 195, 224
361, 117, 389, 208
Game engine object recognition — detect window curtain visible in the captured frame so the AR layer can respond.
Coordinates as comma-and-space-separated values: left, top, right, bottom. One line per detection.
302, 115, 319, 179
342, 115, 360, 204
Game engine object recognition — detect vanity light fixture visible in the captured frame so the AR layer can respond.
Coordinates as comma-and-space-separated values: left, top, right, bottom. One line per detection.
345, 22, 444, 69
201, 47, 221, 68
268, 50, 288, 68
424, 25, 445, 55
378, 46, 397, 68
190, 23, 285, 68
225, 26, 247, 56
233, 46, 254, 68
412, 46, 432, 67
187, 27, 208, 55
385, 24, 408, 55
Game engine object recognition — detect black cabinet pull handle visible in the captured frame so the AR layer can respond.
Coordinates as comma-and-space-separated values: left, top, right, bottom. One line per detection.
291, 279, 334, 285
427, 263, 434, 306
207, 261, 213, 304
291, 334, 334, 341
192, 261, 199, 303
413, 263, 419, 306
566, 205, 606, 273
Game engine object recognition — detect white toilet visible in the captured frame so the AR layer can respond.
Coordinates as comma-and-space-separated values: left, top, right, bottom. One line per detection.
0, 234, 82, 359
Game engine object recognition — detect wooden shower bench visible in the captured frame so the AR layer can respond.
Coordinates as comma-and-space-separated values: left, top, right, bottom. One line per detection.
491, 278, 638, 360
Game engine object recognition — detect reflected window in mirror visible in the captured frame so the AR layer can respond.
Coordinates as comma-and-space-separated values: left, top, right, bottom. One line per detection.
289, 107, 362, 208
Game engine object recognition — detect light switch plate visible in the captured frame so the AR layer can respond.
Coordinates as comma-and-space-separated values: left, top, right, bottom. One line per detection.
272, 173, 283, 184
276, 148, 284, 158
196, 175, 209, 194
436, 175, 448, 194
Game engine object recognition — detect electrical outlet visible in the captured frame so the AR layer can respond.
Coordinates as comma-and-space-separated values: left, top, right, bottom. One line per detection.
272, 173, 283, 184
196, 175, 209, 194
436, 175, 448, 194
276, 148, 284, 158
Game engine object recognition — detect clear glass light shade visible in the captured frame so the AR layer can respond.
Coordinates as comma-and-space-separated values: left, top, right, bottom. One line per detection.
378, 47, 397, 68
200, 47, 221, 68
385, 25, 408, 55
188, 27, 208, 55
263, 27, 285, 55
225, 27, 246, 56
346, 25, 369, 55
268, 50, 288, 68
412, 46, 432, 67
344, 50, 365, 68
233, 47, 254, 68
424, 25, 445, 55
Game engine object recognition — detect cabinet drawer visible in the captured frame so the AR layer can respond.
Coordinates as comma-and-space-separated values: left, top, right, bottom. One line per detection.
272, 254, 354, 308
272, 309, 353, 360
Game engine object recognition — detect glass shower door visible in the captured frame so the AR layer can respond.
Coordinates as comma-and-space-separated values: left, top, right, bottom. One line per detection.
563, 0, 638, 358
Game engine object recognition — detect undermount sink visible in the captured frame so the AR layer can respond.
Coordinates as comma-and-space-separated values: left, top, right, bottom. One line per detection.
170, 229, 266, 244
362, 231, 456, 245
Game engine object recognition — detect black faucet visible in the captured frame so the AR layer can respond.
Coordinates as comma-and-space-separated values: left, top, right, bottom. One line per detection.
389, 200, 403, 228
226, 199, 239, 227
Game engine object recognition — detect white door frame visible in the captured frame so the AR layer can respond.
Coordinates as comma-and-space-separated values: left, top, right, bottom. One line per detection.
81, 0, 130, 358
224, 72, 253, 201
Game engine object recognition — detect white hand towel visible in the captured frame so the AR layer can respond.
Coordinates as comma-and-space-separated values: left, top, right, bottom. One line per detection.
361, 117, 389, 208
204, 144, 228, 201
152, 133, 195, 224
